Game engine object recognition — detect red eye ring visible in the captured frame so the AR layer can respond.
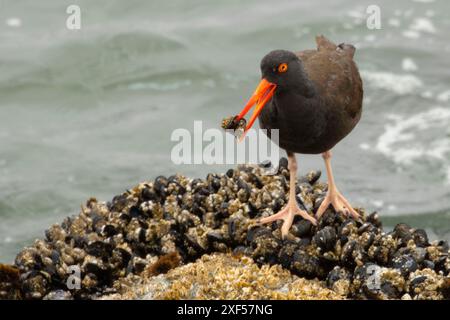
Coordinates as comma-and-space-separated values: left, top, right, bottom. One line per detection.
278, 63, 288, 73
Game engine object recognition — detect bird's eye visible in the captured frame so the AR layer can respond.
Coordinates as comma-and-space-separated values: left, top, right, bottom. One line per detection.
278, 63, 288, 73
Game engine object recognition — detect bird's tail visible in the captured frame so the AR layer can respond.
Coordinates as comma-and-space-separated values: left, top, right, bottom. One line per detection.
316, 35, 356, 58
315, 35, 337, 51
337, 43, 356, 58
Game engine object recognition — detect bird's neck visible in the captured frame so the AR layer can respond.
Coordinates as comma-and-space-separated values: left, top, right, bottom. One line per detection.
280, 67, 316, 98
278, 81, 316, 101
297, 76, 316, 98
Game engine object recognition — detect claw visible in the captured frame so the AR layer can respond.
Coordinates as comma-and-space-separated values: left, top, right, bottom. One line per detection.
259, 200, 317, 239
316, 188, 359, 220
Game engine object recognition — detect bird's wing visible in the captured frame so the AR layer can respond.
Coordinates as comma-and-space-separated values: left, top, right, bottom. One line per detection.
298, 38, 363, 120
296, 49, 317, 62
315, 35, 337, 51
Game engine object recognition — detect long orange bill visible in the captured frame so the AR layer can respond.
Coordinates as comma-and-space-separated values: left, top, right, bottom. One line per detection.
236, 78, 277, 137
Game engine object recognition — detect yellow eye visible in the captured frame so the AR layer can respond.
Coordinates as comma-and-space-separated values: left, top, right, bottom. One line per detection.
278, 63, 288, 73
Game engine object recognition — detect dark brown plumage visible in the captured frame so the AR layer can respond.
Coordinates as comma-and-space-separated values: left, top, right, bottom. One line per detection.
234, 35, 363, 238
258, 35, 363, 154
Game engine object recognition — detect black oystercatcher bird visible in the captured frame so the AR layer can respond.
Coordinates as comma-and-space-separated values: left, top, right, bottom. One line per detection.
235, 35, 363, 238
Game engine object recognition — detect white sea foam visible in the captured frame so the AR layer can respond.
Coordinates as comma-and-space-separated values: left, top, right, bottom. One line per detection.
402, 17, 437, 40
387, 204, 397, 211
3, 237, 13, 243
437, 90, 450, 102
371, 200, 384, 208
361, 70, 423, 95
5, 17, 21, 27
128, 80, 192, 91
402, 30, 421, 39
376, 107, 450, 165
388, 18, 401, 27
420, 90, 433, 99
402, 58, 418, 72
346, 9, 365, 25
359, 143, 370, 151
410, 17, 437, 33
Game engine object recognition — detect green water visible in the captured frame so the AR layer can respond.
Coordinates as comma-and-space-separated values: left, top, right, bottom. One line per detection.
0, 0, 449, 262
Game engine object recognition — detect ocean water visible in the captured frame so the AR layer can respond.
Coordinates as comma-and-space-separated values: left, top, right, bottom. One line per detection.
0, 0, 449, 263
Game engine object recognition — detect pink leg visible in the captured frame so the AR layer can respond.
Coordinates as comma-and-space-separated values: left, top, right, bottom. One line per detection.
316, 151, 359, 219
258, 153, 317, 239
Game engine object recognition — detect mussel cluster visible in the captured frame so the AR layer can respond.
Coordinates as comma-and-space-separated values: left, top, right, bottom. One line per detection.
221, 115, 247, 139
1, 159, 449, 300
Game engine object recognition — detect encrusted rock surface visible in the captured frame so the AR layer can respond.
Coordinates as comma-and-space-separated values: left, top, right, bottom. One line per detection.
0, 264, 21, 299
101, 253, 343, 300
0, 159, 449, 300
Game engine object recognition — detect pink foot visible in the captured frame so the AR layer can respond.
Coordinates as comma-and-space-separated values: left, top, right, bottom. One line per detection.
316, 188, 359, 219
258, 201, 317, 239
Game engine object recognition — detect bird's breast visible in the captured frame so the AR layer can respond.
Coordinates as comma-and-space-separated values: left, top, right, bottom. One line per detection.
258, 94, 328, 153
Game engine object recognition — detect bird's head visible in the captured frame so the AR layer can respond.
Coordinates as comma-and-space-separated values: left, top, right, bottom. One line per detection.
236, 50, 309, 135
260, 50, 302, 88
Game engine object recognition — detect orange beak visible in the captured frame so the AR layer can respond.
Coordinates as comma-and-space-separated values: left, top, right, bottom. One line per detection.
236, 78, 277, 136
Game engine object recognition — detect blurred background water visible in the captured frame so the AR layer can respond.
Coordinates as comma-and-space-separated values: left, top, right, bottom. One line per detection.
0, 0, 449, 263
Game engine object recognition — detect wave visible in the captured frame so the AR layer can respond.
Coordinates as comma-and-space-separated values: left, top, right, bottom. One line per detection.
360, 70, 423, 95
375, 107, 450, 172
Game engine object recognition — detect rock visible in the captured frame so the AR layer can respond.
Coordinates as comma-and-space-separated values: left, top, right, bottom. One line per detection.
144, 252, 181, 277
393, 223, 413, 245
306, 170, 321, 185
291, 220, 313, 238
326, 266, 352, 296
0, 264, 21, 299
313, 226, 337, 252
353, 264, 404, 300
407, 269, 447, 299
2, 163, 448, 300
43, 290, 73, 300
391, 255, 418, 276
100, 253, 344, 300
291, 251, 324, 278
413, 229, 429, 247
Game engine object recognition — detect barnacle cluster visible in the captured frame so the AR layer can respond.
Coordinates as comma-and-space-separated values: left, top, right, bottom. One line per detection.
1, 159, 449, 300
221, 115, 246, 131
221, 115, 247, 139
102, 253, 344, 300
